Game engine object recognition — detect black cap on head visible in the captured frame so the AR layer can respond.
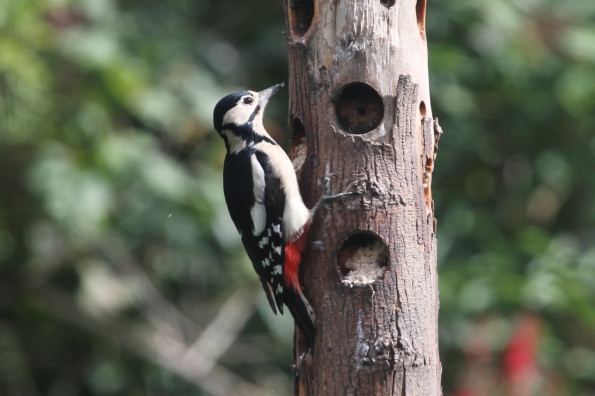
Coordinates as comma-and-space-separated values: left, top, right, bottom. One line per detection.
213, 90, 250, 133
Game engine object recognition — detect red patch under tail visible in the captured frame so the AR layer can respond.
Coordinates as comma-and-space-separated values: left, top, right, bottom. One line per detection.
284, 223, 310, 292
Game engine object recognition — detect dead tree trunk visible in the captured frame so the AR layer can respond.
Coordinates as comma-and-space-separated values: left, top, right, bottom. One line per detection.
280, 0, 442, 394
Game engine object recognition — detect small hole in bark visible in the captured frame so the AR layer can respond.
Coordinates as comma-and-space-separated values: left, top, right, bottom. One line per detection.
289, 0, 314, 37
337, 232, 388, 286
380, 0, 396, 8
289, 116, 307, 175
420, 101, 426, 117
334, 82, 384, 135
416, 0, 426, 35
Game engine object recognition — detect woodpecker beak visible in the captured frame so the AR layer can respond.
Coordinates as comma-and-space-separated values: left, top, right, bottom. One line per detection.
258, 83, 284, 106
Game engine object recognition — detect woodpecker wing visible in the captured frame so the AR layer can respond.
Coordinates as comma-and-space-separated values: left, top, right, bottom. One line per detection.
223, 150, 254, 237
223, 148, 286, 315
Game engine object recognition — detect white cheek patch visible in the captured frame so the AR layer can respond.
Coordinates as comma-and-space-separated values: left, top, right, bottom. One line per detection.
223, 102, 253, 126
250, 154, 266, 235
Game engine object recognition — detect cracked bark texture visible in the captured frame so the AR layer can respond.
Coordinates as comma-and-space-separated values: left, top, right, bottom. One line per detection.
280, 0, 442, 394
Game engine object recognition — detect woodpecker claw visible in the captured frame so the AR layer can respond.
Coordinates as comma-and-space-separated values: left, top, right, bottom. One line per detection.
297, 350, 313, 367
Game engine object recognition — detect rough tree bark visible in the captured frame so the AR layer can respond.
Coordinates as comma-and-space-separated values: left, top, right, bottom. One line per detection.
279, 0, 442, 395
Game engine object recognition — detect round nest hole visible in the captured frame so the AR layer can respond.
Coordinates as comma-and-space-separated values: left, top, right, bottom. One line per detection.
290, 0, 314, 37
334, 82, 384, 135
337, 232, 388, 286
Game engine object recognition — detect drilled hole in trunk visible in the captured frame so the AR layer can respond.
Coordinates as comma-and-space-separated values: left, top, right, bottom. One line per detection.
289, 116, 307, 176
420, 100, 427, 117
337, 232, 388, 286
334, 82, 384, 135
289, 0, 314, 37
380, 0, 395, 8
416, 0, 426, 35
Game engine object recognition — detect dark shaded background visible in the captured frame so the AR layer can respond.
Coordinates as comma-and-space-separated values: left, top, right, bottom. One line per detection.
1, 0, 594, 395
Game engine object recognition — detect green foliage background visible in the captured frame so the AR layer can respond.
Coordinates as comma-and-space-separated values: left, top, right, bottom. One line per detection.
1, 0, 594, 394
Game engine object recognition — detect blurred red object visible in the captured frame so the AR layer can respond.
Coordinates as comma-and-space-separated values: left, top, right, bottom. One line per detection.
502, 315, 541, 396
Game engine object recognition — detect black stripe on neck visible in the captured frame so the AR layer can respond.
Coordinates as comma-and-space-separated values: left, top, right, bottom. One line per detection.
248, 105, 261, 123
221, 123, 277, 146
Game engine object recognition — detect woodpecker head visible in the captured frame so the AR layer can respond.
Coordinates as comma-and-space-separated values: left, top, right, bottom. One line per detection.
213, 83, 284, 150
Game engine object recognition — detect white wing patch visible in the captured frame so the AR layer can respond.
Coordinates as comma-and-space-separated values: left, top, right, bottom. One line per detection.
272, 224, 281, 235
250, 154, 266, 235
271, 244, 282, 256
252, 142, 310, 242
258, 236, 269, 248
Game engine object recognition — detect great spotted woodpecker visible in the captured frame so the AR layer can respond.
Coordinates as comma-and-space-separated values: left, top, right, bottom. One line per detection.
213, 83, 316, 349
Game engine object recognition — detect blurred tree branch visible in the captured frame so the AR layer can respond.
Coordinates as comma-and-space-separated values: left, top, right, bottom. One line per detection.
31, 283, 262, 396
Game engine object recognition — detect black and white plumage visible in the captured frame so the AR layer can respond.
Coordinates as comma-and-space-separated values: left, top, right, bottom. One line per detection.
213, 84, 316, 349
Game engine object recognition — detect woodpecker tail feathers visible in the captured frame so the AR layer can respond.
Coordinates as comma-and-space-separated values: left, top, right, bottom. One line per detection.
283, 286, 316, 352
260, 279, 278, 315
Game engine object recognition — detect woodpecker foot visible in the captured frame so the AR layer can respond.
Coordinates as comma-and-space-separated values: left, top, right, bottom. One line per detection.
290, 350, 314, 377
309, 176, 358, 217
298, 350, 314, 367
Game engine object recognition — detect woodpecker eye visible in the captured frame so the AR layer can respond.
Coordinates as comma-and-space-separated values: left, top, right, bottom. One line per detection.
243, 97, 254, 105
